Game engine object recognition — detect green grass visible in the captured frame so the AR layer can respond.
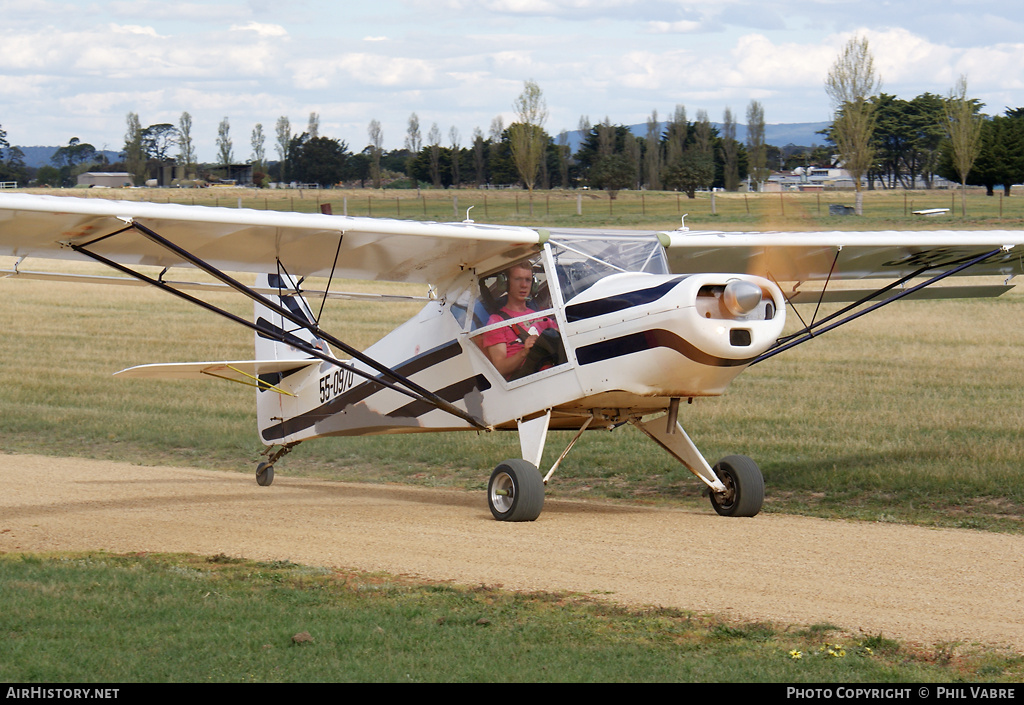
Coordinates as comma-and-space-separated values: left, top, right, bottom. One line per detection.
2, 551, 1019, 683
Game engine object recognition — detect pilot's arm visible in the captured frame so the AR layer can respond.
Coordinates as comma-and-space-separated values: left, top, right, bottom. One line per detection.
485, 334, 538, 378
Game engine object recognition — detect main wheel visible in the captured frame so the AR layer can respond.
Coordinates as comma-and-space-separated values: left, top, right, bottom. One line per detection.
709, 455, 763, 517
256, 462, 274, 487
487, 459, 545, 522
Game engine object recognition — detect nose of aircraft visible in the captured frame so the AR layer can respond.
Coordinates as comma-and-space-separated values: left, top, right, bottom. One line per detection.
722, 279, 763, 316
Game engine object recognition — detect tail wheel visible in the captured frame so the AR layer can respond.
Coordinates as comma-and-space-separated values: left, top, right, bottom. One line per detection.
256, 462, 274, 487
709, 455, 763, 517
488, 459, 545, 522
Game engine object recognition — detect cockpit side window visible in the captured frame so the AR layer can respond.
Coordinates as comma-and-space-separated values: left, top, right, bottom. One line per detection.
470, 254, 567, 381
477, 256, 553, 321
449, 285, 473, 329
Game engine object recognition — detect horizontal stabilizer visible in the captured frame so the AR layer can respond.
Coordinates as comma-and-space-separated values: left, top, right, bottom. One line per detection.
115, 359, 319, 382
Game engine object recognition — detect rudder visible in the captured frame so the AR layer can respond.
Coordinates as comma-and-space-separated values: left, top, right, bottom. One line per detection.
254, 272, 331, 362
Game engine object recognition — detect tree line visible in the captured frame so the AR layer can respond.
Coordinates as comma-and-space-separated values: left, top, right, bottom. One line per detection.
2, 62, 1021, 206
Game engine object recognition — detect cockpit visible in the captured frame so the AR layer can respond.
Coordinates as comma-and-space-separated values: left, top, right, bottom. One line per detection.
449, 233, 669, 383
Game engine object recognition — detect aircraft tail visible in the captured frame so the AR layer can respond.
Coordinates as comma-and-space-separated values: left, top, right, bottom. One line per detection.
254, 273, 330, 445
254, 272, 331, 362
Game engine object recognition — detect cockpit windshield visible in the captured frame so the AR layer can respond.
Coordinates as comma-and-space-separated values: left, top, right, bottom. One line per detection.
547, 233, 668, 303
451, 233, 667, 383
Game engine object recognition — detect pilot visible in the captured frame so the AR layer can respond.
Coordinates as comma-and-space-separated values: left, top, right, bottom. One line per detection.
481, 261, 560, 380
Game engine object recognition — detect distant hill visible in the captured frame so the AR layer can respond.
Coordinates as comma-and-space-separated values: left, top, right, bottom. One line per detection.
559, 121, 831, 152
13, 146, 121, 169
744, 122, 830, 147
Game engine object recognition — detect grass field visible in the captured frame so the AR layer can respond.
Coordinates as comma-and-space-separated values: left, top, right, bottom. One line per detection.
4, 551, 1021, 683
2, 187, 1023, 680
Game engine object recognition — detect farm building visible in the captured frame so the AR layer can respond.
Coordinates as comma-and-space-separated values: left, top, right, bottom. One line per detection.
77, 172, 134, 188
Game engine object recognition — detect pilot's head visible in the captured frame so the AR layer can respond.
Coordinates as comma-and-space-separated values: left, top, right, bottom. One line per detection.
506, 262, 535, 304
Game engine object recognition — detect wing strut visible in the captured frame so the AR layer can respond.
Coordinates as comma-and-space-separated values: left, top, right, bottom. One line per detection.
752, 247, 1007, 366
68, 221, 489, 431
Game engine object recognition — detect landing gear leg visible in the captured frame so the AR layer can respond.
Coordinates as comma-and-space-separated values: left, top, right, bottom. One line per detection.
631, 415, 764, 517
255, 442, 299, 487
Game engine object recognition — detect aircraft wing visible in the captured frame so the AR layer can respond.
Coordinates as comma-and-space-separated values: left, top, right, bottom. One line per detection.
0, 193, 543, 288
3, 193, 1022, 289
661, 229, 1024, 282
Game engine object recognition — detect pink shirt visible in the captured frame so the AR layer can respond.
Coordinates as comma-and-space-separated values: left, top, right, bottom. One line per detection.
481, 307, 558, 358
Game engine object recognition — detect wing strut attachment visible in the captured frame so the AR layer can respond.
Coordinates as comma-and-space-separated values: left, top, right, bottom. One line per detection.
753, 247, 1008, 366
68, 221, 489, 431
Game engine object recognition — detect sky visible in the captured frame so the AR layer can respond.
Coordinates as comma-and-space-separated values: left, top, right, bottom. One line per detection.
2, 0, 1023, 162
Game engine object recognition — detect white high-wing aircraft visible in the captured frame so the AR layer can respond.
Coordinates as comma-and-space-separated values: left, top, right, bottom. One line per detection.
2, 192, 1022, 521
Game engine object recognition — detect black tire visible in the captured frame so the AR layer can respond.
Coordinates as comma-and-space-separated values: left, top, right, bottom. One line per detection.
709, 455, 763, 517
256, 462, 274, 487
487, 459, 545, 522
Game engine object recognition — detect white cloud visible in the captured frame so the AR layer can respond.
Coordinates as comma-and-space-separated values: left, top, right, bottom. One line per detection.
645, 20, 705, 34
414, 0, 640, 17
289, 54, 438, 90
230, 22, 289, 38
109, 24, 162, 37
104, 0, 245, 23
731, 33, 835, 88
0, 34, 68, 70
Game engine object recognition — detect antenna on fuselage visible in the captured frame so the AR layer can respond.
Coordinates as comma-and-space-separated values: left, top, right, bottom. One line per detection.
463, 206, 475, 223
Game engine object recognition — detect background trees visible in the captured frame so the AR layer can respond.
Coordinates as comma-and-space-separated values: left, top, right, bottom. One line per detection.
250, 123, 266, 185
288, 134, 349, 187
274, 116, 291, 183
0, 123, 28, 185
964, 111, 1024, 196
869, 93, 945, 189
720, 108, 740, 192
142, 124, 178, 162
216, 117, 233, 168
643, 110, 663, 191
123, 113, 146, 186
745, 101, 768, 191
662, 152, 714, 198
651, 108, 715, 198
46, 137, 98, 186
367, 119, 384, 189
426, 123, 443, 189
51, 137, 96, 170
508, 80, 549, 211
942, 75, 984, 214
178, 112, 196, 179
825, 36, 882, 214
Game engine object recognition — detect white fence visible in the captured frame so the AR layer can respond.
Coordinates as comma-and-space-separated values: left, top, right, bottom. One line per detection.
0, 182, 16, 189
